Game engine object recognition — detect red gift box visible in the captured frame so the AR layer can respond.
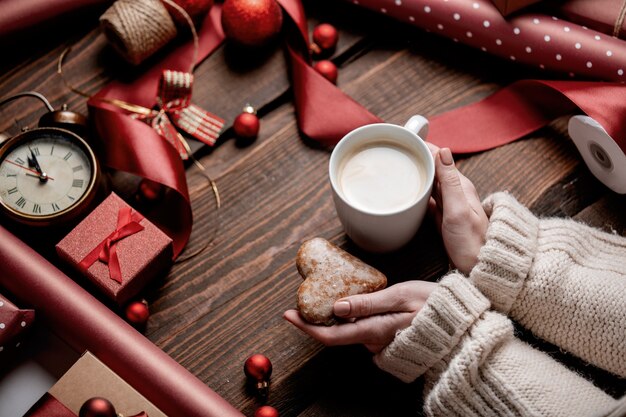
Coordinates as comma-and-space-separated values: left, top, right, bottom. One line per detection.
56, 193, 172, 304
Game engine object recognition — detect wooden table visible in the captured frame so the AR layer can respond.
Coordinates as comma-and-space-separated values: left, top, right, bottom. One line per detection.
1, 1, 625, 415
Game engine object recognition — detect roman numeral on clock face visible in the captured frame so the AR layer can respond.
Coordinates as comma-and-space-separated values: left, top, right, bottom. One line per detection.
51, 202, 60, 212
15, 157, 24, 165
63, 152, 72, 161
8, 187, 17, 194
72, 179, 84, 188
72, 165, 83, 172
16, 197, 26, 208
33, 203, 41, 214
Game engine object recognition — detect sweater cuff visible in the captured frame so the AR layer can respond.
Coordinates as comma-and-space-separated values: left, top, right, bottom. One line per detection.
374, 273, 490, 383
470, 192, 539, 314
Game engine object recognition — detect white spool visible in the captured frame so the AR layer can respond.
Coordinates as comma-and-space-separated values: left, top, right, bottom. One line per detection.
568, 115, 626, 194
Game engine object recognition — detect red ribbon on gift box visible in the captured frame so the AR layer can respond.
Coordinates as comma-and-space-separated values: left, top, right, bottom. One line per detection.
78, 206, 145, 284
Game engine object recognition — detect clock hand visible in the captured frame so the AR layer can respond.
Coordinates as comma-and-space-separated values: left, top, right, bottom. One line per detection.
27, 148, 43, 174
5, 160, 54, 180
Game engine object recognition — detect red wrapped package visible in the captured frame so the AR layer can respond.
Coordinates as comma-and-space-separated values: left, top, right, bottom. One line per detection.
0, 292, 35, 353
348, 0, 626, 81
559, 0, 626, 39
56, 193, 172, 304
25, 352, 165, 417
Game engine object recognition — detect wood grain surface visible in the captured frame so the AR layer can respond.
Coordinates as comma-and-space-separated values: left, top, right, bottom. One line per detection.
1, 0, 624, 416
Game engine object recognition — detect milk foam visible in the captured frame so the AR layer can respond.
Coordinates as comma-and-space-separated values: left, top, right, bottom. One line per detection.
338, 142, 425, 214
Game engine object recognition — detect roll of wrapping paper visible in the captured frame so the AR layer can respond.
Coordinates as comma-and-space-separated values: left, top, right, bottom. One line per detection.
0, 225, 243, 417
349, 0, 626, 81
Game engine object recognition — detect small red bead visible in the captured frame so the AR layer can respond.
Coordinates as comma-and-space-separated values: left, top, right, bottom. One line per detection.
233, 112, 260, 140
312, 23, 338, 51
137, 178, 164, 203
125, 301, 150, 327
244, 354, 272, 381
79, 397, 117, 417
313, 60, 338, 84
254, 405, 279, 417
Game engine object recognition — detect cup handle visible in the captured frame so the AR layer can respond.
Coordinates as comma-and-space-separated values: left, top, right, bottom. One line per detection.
404, 115, 429, 140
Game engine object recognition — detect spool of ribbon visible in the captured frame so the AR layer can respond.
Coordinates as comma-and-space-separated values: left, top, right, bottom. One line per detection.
100, 0, 178, 65
78, 206, 145, 283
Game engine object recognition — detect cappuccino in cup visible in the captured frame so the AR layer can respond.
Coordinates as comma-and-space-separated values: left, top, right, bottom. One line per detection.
337, 142, 427, 214
329, 116, 434, 252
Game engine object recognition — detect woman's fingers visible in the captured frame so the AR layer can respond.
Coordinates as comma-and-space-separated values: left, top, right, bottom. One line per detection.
334, 281, 436, 319
284, 310, 413, 347
435, 149, 470, 224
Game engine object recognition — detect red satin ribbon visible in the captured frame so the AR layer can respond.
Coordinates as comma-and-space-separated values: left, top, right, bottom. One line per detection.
79, 206, 144, 283
429, 80, 626, 153
88, 7, 225, 259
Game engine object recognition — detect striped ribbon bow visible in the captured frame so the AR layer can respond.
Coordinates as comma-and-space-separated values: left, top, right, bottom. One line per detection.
134, 70, 224, 159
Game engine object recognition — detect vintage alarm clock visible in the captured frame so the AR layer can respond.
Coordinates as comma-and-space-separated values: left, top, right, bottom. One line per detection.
0, 92, 103, 227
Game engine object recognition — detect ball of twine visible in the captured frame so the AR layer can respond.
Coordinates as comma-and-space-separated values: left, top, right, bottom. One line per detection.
100, 0, 178, 65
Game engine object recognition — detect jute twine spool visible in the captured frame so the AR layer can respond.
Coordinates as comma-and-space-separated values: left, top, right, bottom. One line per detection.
100, 0, 178, 65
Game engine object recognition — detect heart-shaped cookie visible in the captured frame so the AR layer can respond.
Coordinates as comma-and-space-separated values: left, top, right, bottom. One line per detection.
296, 238, 387, 325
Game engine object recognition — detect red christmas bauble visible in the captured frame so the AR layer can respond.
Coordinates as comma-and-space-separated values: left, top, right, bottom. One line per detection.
125, 301, 150, 327
244, 354, 272, 381
313, 60, 338, 84
79, 397, 117, 417
164, 0, 214, 26
137, 178, 165, 203
312, 23, 338, 52
221, 0, 283, 46
254, 405, 279, 417
233, 107, 260, 140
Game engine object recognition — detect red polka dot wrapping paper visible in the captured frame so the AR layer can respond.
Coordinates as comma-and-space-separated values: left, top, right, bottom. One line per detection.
347, 0, 626, 81
0, 292, 35, 353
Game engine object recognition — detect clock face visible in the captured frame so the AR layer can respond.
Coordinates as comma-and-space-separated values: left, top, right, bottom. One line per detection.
0, 129, 95, 220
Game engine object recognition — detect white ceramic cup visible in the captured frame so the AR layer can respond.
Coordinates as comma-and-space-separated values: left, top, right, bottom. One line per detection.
329, 116, 434, 252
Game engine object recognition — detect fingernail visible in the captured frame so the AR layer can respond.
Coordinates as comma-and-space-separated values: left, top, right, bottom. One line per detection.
334, 301, 351, 316
440, 148, 454, 166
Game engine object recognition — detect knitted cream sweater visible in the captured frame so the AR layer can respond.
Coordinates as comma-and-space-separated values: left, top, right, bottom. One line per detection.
375, 193, 626, 417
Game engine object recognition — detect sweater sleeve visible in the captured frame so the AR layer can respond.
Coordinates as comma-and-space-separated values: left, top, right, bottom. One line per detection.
470, 192, 626, 377
375, 273, 618, 417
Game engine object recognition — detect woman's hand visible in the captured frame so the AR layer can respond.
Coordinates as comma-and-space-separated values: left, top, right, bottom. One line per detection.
426, 144, 489, 275
283, 280, 437, 353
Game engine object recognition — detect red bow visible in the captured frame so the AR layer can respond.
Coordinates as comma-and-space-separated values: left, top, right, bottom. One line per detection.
79, 206, 145, 284
133, 70, 225, 159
